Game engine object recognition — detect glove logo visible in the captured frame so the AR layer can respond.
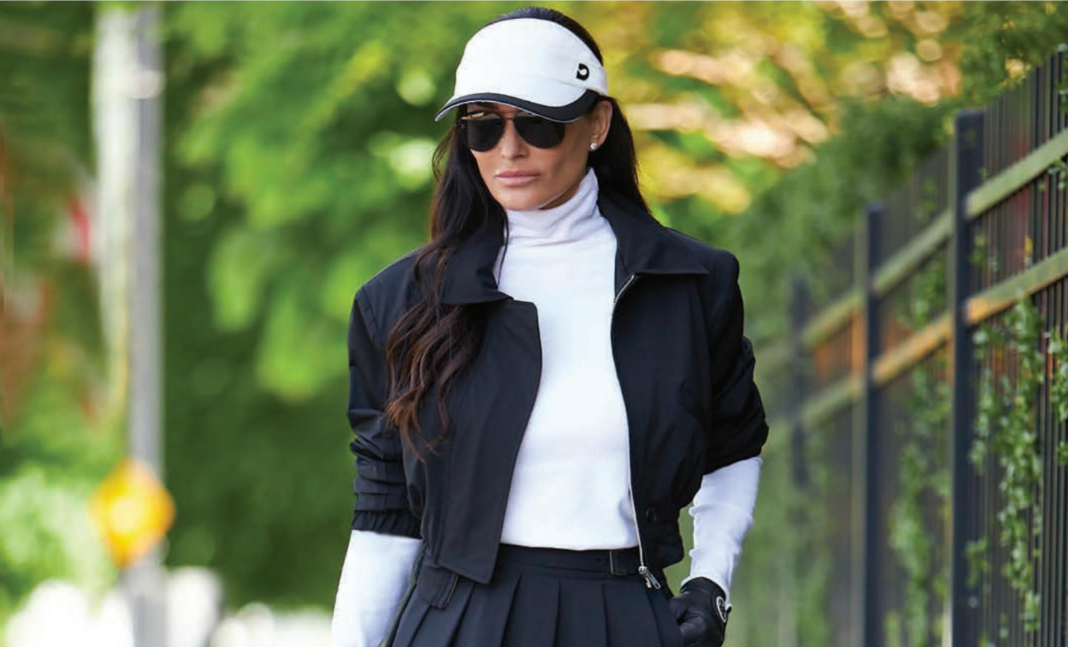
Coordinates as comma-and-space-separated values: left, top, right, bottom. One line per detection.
715, 596, 729, 624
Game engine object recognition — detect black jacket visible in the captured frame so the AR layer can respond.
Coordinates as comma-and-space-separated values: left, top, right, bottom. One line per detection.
346, 187, 768, 608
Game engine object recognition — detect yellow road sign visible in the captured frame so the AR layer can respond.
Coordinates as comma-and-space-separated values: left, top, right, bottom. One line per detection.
89, 457, 175, 568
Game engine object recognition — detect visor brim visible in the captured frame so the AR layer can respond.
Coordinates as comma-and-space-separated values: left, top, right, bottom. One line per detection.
433, 89, 601, 123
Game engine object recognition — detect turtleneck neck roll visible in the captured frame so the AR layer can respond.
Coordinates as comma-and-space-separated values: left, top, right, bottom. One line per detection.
501, 166, 602, 245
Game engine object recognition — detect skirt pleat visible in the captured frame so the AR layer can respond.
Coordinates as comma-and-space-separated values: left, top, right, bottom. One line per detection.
556, 577, 608, 647
406, 577, 474, 647
644, 580, 686, 647
391, 544, 684, 647
602, 576, 671, 647
501, 569, 559, 647
450, 562, 523, 647
390, 589, 430, 647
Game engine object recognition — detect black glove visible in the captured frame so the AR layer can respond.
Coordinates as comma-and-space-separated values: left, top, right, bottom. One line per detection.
667, 577, 730, 647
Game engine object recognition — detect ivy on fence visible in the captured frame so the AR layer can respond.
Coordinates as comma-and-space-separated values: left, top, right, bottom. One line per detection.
885, 236, 950, 647
967, 291, 1068, 643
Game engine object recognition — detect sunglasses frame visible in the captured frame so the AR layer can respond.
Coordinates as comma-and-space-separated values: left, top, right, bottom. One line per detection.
455, 108, 568, 151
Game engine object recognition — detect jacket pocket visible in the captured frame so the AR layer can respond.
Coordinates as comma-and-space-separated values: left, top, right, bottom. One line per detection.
413, 558, 462, 610
673, 379, 708, 507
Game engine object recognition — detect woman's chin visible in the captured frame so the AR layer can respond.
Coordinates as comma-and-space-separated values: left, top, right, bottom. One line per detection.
492, 189, 548, 211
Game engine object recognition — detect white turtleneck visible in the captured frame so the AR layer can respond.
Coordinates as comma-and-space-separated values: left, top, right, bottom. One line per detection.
329, 167, 761, 647
493, 166, 638, 550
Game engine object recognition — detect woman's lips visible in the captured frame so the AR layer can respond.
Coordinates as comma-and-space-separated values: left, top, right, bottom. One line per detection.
496, 173, 538, 187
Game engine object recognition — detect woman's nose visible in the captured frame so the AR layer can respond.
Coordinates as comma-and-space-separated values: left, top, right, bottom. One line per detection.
498, 118, 526, 156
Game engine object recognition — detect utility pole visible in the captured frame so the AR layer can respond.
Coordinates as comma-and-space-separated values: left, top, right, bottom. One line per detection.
92, 5, 168, 647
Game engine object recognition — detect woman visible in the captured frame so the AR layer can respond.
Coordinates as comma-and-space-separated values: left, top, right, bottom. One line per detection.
330, 6, 767, 647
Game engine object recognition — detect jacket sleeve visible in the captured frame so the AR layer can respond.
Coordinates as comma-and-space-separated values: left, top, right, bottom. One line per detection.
704, 253, 769, 474
347, 287, 422, 539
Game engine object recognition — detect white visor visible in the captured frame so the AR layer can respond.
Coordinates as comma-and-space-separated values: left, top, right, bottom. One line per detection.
434, 18, 608, 123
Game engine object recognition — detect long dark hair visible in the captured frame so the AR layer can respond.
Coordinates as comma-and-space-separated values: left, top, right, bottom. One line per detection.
383, 6, 650, 462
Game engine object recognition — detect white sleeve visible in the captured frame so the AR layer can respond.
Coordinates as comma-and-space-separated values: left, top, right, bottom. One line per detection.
328, 529, 424, 647
680, 455, 762, 611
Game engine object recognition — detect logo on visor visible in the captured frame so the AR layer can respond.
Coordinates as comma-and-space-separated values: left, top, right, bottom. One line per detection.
576, 63, 589, 80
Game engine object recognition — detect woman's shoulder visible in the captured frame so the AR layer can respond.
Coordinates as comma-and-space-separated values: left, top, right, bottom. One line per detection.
360, 245, 423, 293
659, 229, 748, 336
353, 244, 425, 333
662, 227, 741, 286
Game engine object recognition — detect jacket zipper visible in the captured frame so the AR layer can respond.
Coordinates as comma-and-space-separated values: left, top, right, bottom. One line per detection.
610, 273, 661, 590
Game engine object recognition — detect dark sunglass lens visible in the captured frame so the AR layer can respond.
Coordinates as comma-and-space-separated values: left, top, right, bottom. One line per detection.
464, 118, 504, 152
515, 116, 566, 148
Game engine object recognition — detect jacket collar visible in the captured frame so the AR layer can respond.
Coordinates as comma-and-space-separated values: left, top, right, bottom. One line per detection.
438, 186, 710, 305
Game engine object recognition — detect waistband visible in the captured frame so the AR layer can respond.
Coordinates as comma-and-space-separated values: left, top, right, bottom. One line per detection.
496, 542, 644, 576
413, 543, 662, 610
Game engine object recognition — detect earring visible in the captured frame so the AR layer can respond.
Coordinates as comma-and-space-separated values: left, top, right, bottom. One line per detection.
590, 142, 598, 150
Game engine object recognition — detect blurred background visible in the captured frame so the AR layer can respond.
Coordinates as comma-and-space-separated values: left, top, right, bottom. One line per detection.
1, 2, 1067, 646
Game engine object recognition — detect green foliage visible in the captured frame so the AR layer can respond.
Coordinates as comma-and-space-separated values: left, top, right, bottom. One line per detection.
722, 420, 834, 646
885, 248, 950, 647
794, 418, 835, 647
953, 4, 1068, 105
0, 360, 124, 633
969, 293, 1047, 635
0, 1, 120, 632
736, 2, 1068, 333
963, 535, 988, 590
889, 248, 948, 338
738, 95, 954, 317
887, 360, 951, 647
1043, 158, 1068, 193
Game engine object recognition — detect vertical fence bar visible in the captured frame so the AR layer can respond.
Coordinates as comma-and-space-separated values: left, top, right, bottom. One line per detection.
790, 274, 810, 493
854, 201, 883, 647
787, 274, 808, 647
948, 108, 985, 647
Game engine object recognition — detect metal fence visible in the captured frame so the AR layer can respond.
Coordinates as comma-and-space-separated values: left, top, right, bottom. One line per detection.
767, 47, 1068, 647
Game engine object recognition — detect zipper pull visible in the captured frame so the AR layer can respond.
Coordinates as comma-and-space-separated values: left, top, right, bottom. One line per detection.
638, 565, 662, 589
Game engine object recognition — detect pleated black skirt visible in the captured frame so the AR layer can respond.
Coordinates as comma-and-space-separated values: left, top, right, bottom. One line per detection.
388, 542, 685, 647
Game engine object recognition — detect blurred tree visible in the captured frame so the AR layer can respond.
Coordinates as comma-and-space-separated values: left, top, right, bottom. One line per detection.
0, 1, 120, 634
729, 1, 1068, 343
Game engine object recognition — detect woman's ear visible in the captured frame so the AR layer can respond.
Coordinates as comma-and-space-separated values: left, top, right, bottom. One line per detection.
593, 99, 612, 146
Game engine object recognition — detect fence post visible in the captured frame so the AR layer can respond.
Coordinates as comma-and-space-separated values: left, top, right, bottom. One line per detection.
948, 108, 984, 647
854, 201, 883, 647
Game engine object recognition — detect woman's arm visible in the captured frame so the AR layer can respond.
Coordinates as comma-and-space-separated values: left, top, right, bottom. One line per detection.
331, 287, 424, 646
328, 529, 424, 647
702, 252, 769, 475
681, 455, 762, 610
347, 287, 422, 537
684, 250, 768, 610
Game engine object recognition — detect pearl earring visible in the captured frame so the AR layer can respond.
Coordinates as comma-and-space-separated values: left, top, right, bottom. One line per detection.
590, 142, 598, 150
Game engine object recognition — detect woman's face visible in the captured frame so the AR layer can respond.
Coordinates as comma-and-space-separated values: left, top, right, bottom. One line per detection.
462, 100, 613, 211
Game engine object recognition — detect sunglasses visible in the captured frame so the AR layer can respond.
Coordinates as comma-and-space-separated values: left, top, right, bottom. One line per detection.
456, 108, 567, 152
